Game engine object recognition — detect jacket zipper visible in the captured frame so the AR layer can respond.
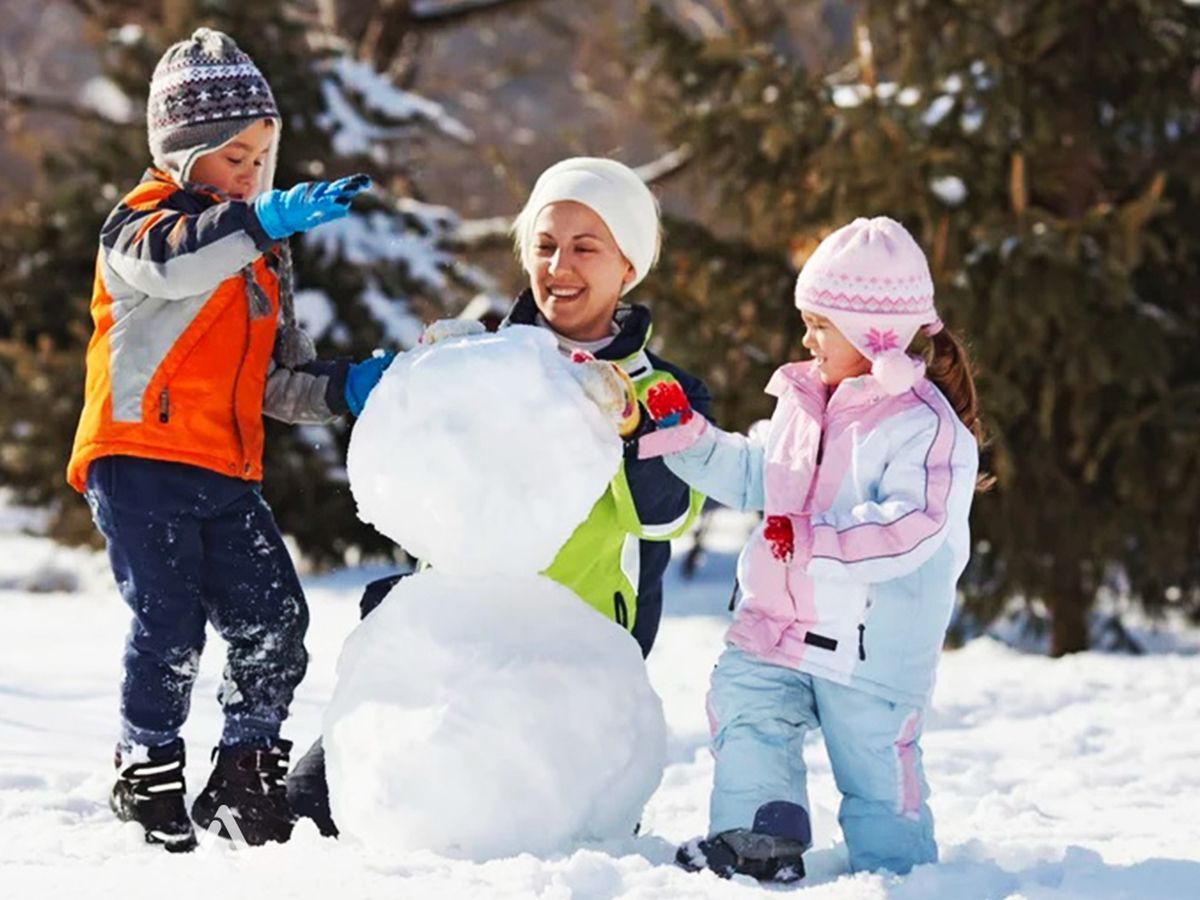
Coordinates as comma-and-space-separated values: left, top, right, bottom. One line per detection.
613, 591, 629, 629
230, 265, 257, 473
159, 389, 170, 424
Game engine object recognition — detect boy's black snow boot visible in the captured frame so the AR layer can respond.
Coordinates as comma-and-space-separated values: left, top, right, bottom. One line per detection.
110, 737, 198, 853
675, 800, 810, 883
191, 739, 295, 846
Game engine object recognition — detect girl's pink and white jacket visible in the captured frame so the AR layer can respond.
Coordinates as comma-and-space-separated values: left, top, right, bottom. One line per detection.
664, 360, 979, 707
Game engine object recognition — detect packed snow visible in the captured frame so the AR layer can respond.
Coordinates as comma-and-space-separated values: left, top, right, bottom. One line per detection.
330, 330, 656, 857
2, 500, 1200, 897
324, 572, 665, 859
347, 325, 621, 575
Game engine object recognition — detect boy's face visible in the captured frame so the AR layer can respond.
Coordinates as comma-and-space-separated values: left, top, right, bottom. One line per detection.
801, 311, 872, 386
524, 201, 635, 343
188, 118, 275, 201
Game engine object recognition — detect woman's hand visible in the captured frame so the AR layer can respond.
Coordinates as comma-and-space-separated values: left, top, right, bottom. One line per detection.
418, 319, 487, 346
567, 353, 641, 438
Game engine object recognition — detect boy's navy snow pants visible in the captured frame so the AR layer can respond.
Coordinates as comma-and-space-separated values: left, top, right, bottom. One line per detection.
84, 456, 309, 749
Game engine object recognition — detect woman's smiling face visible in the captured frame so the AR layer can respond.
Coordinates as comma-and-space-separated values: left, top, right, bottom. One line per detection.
524, 201, 635, 342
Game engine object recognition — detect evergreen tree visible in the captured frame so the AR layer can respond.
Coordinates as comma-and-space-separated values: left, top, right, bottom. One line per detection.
634, 0, 1200, 654
0, 0, 507, 565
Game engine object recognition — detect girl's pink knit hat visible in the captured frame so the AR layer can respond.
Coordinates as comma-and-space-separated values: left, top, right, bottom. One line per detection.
794, 217, 942, 395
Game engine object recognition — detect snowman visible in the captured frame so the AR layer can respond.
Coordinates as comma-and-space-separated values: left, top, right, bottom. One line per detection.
320, 322, 668, 860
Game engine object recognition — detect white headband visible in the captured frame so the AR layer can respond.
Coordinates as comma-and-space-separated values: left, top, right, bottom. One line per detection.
520, 157, 660, 295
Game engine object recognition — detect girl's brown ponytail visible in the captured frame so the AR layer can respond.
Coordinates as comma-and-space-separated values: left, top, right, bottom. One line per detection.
920, 328, 994, 492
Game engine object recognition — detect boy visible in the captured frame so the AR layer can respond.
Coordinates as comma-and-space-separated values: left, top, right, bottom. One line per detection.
67, 28, 386, 851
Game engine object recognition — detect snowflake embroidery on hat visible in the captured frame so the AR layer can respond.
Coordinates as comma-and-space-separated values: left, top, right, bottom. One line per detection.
864, 328, 899, 354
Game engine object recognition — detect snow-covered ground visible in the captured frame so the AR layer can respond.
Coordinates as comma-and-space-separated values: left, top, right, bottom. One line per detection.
2, 509, 1199, 899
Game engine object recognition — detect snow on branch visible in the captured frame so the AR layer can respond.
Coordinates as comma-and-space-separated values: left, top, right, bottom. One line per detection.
359, 279, 427, 349
0, 80, 140, 127
634, 145, 694, 185
319, 55, 473, 160
449, 147, 693, 251
304, 199, 463, 291
450, 216, 513, 250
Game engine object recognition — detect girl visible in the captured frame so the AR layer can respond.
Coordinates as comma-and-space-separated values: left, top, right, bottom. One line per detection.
287, 156, 712, 837
641, 217, 982, 881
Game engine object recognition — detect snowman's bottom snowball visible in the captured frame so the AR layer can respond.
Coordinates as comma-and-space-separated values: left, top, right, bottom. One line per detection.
323, 571, 667, 860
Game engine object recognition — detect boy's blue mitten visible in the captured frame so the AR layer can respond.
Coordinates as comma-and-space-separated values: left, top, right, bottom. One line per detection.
345, 351, 397, 417
253, 174, 372, 240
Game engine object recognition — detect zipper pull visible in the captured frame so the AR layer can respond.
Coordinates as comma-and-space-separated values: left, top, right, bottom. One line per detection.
857, 623, 866, 661
613, 592, 629, 629
158, 389, 170, 424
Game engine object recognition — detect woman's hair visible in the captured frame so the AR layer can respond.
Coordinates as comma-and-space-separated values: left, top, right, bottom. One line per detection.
916, 327, 995, 492
510, 198, 540, 271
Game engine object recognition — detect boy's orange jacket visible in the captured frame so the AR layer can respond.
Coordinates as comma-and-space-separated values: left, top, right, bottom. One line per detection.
67, 171, 285, 492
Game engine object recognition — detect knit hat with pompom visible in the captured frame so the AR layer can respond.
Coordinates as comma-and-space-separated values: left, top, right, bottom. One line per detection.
147, 27, 280, 191
793, 216, 942, 395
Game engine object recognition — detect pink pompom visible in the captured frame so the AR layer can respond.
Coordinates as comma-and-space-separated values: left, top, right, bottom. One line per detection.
871, 349, 917, 395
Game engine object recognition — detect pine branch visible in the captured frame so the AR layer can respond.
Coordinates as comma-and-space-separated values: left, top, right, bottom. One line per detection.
634, 144, 693, 186
450, 145, 693, 251
669, 0, 727, 38
62, 0, 105, 18
409, 0, 550, 31
714, 0, 753, 40
449, 215, 512, 251
0, 84, 141, 128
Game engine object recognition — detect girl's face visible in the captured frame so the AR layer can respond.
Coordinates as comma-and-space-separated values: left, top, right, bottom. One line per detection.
801, 311, 872, 386
525, 201, 635, 342
188, 118, 275, 201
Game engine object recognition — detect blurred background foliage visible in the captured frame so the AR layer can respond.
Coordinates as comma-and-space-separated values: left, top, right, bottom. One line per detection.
2, 0, 1198, 654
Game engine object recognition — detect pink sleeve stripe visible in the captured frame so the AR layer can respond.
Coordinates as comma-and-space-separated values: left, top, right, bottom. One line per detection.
894, 711, 923, 817
809, 393, 956, 564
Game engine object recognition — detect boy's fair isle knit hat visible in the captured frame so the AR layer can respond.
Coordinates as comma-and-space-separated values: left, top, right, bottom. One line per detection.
514, 157, 661, 295
147, 28, 280, 189
794, 216, 942, 395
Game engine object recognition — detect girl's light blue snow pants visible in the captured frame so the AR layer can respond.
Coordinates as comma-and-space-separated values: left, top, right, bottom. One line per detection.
707, 646, 938, 874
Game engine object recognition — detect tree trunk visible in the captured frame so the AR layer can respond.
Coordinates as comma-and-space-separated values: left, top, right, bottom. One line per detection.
1049, 558, 1090, 657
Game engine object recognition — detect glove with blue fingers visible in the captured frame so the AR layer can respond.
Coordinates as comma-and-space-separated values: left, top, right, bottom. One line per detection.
344, 350, 397, 417
253, 174, 372, 240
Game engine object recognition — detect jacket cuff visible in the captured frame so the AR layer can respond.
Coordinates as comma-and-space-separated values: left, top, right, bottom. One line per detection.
243, 203, 280, 253
298, 358, 351, 417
